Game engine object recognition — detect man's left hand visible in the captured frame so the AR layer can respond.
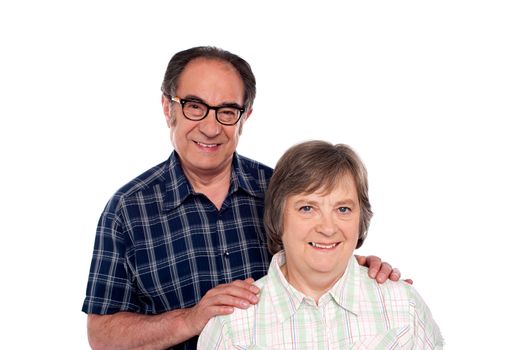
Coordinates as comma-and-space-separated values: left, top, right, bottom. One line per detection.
355, 255, 413, 284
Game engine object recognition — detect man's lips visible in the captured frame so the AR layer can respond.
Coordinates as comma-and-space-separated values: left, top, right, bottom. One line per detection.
195, 141, 219, 148
308, 242, 340, 249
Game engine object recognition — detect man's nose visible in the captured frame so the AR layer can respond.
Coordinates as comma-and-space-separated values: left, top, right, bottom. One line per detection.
198, 109, 222, 137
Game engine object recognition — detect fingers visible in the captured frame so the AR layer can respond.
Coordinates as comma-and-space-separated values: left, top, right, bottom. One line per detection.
390, 268, 401, 282
354, 254, 367, 267
404, 278, 413, 285
204, 279, 259, 309
362, 255, 382, 279
375, 261, 393, 284
360, 255, 407, 284
212, 280, 259, 306
231, 278, 260, 294
185, 278, 260, 335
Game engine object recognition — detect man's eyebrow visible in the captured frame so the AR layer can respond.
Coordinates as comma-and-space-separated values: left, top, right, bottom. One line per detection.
183, 95, 243, 109
219, 102, 244, 109
183, 94, 205, 102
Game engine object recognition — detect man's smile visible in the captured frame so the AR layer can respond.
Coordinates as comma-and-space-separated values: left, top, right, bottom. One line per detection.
195, 141, 219, 148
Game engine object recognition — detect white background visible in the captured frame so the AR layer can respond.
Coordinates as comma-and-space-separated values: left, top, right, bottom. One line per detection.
1, 1, 520, 348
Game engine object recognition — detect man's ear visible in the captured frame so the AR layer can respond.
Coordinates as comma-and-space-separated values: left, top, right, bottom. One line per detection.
243, 108, 253, 122
237, 108, 252, 135
161, 95, 172, 127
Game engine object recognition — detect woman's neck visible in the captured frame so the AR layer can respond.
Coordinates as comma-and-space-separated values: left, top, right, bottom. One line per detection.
280, 264, 343, 305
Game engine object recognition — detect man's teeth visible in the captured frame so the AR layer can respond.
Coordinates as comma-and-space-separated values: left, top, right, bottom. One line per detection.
197, 142, 217, 148
310, 242, 338, 249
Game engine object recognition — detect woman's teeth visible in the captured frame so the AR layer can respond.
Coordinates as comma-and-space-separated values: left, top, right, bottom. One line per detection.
309, 242, 338, 249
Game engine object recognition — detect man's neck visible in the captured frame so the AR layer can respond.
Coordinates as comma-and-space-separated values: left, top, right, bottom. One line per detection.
183, 165, 232, 210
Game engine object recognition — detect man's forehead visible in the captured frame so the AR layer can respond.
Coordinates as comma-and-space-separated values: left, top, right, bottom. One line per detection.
176, 57, 245, 103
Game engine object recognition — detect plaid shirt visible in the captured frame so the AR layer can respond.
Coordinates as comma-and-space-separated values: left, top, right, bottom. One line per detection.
82, 151, 273, 350
199, 252, 444, 349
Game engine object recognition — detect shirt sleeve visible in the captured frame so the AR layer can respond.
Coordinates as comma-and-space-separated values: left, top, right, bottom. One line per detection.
198, 316, 235, 350
82, 196, 140, 314
408, 285, 444, 349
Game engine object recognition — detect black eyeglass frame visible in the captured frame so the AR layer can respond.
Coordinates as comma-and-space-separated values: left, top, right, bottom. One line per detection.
170, 96, 245, 126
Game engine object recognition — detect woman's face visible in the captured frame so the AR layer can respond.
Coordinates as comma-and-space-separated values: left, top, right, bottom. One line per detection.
281, 175, 360, 293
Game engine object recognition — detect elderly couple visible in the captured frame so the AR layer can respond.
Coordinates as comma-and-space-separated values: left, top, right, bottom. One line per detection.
83, 46, 442, 349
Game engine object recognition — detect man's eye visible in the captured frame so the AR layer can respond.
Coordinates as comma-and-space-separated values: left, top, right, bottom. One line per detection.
338, 207, 351, 214
186, 102, 201, 109
220, 109, 236, 116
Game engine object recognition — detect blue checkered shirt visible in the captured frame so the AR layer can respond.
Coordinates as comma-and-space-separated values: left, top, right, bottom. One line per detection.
82, 151, 273, 349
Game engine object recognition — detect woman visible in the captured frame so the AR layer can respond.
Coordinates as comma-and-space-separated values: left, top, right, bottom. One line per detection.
198, 140, 443, 349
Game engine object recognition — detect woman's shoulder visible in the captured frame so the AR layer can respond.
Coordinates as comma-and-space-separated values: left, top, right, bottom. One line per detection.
216, 274, 271, 327
357, 264, 418, 306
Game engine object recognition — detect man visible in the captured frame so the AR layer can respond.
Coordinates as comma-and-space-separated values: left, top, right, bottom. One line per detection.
83, 46, 402, 350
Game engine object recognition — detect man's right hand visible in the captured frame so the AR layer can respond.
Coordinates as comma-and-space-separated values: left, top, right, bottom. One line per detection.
88, 278, 260, 349
184, 277, 260, 335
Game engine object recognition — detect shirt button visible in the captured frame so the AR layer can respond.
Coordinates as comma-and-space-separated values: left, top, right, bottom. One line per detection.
224, 251, 230, 257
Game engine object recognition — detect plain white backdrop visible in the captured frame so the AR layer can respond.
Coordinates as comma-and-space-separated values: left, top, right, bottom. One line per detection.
1, 1, 520, 348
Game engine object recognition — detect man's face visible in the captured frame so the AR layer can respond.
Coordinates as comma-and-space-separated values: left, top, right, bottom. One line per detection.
162, 58, 251, 178
281, 176, 360, 293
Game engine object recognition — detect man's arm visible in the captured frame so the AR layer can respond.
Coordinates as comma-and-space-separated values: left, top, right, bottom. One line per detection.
88, 310, 190, 350
87, 278, 260, 350
355, 255, 413, 284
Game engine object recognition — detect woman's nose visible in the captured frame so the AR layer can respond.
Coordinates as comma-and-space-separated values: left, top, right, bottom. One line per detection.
316, 215, 337, 236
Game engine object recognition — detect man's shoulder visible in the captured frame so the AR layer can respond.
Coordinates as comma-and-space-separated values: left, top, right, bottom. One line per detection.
102, 156, 172, 214
116, 158, 170, 197
236, 153, 273, 174
235, 153, 273, 191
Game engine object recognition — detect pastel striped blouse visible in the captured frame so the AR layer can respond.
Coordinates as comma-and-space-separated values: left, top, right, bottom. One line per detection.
198, 252, 443, 349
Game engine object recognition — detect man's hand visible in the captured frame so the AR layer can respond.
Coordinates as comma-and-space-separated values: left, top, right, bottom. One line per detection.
87, 278, 260, 349
355, 255, 413, 284
184, 277, 260, 335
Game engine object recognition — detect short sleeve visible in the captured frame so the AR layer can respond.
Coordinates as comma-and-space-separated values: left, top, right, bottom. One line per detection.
408, 285, 444, 349
198, 316, 234, 350
82, 196, 140, 314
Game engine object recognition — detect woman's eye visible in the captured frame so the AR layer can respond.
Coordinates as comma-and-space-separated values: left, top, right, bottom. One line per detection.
299, 205, 313, 212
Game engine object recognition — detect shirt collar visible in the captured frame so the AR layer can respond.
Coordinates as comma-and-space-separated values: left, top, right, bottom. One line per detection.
161, 151, 265, 212
265, 252, 361, 323
265, 252, 304, 323
329, 255, 361, 315
230, 153, 267, 199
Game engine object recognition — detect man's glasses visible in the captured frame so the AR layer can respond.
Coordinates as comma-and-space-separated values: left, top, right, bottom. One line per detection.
171, 96, 245, 126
